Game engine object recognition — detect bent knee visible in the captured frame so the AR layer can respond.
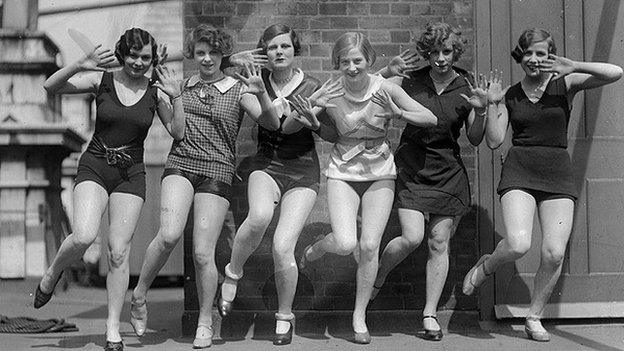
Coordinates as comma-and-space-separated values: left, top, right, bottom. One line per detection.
333, 239, 357, 256
108, 247, 130, 268
508, 235, 531, 258
246, 210, 273, 232
193, 250, 215, 267
542, 247, 566, 266
157, 228, 182, 250
428, 236, 449, 255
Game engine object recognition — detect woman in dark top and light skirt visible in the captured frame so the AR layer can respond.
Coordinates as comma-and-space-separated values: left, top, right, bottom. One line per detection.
463, 28, 622, 342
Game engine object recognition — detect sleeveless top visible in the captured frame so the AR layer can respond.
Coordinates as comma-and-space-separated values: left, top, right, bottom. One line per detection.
87, 71, 158, 162
166, 75, 245, 185
497, 77, 578, 198
396, 66, 473, 214
325, 74, 396, 181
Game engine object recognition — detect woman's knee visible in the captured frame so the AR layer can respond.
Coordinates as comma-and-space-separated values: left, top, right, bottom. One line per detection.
507, 232, 532, 258
70, 230, 98, 249
107, 244, 130, 269
542, 246, 566, 266
273, 240, 295, 261
245, 207, 274, 233
193, 249, 215, 268
428, 234, 450, 256
359, 239, 381, 259
333, 236, 358, 256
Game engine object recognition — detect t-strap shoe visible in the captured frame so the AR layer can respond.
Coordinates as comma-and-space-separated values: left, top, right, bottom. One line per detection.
422, 315, 443, 341
193, 324, 213, 349
218, 263, 243, 318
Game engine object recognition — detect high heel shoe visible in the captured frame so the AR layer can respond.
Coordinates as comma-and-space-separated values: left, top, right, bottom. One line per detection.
34, 271, 63, 309
524, 315, 550, 342
104, 335, 124, 351
129, 295, 147, 336
273, 312, 295, 346
192, 324, 213, 349
462, 254, 492, 295
353, 330, 371, 344
217, 263, 243, 318
422, 315, 443, 341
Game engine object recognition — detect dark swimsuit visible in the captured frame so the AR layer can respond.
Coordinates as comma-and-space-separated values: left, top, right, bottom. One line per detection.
395, 66, 473, 216
75, 72, 157, 200
497, 77, 578, 201
245, 69, 321, 196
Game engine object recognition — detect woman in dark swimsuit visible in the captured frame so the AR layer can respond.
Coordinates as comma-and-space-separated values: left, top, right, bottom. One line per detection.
373, 22, 488, 341
217, 24, 341, 346
34, 28, 178, 350
463, 28, 622, 342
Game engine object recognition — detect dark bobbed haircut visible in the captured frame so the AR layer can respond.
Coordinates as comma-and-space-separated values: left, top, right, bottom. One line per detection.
415, 22, 465, 61
257, 24, 301, 56
331, 32, 376, 70
511, 28, 557, 63
183, 24, 233, 59
114, 28, 158, 66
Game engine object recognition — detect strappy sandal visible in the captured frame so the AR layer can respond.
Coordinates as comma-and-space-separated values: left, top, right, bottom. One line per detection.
217, 263, 243, 318
273, 312, 295, 346
130, 295, 147, 336
462, 254, 492, 295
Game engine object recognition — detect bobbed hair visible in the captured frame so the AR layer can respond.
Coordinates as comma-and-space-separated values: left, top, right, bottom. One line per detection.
114, 28, 158, 66
331, 32, 376, 70
257, 23, 301, 56
415, 22, 465, 62
511, 28, 557, 63
183, 24, 233, 59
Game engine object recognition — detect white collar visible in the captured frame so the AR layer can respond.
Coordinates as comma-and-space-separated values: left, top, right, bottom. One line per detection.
186, 74, 238, 94
269, 68, 304, 98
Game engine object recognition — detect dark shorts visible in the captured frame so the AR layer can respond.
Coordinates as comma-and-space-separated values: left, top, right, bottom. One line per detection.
75, 151, 146, 200
499, 187, 576, 203
162, 168, 231, 201
345, 180, 377, 198
257, 169, 319, 196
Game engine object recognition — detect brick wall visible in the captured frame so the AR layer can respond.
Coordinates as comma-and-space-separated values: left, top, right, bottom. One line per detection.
183, 0, 478, 312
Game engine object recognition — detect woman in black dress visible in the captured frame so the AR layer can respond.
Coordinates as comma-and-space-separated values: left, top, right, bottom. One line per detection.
373, 22, 488, 340
463, 28, 622, 341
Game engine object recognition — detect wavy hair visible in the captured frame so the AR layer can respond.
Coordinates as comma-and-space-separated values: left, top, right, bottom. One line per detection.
257, 23, 301, 56
331, 32, 376, 70
114, 28, 158, 67
415, 22, 465, 61
183, 24, 233, 58
511, 28, 557, 63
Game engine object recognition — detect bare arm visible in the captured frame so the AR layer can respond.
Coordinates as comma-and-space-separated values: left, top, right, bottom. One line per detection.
375, 81, 437, 127
540, 55, 623, 99
484, 102, 508, 149
237, 64, 280, 131
43, 44, 115, 94
153, 65, 185, 140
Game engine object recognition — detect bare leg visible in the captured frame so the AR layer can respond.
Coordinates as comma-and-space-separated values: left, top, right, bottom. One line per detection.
193, 193, 230, 330
353, 180, 394, 334
132, 175, 194, 302
374, 209, 426, 288
464, 190, 536, 294
526, 198, 574, 333
422, 215, 457, 331
105, 193, 143, 342
305, 178, 359, 259
222, 171, 280, 302
273, 187, 317, 333
39, 182, 108, 293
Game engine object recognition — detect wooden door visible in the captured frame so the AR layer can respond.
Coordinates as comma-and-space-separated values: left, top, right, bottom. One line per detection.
475, 0, 624, 319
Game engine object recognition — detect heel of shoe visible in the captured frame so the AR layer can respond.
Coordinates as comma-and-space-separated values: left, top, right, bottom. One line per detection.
129, 296, 147, 336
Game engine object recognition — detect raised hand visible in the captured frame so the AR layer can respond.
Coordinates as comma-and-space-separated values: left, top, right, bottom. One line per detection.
157, 43, 169, 65
486, 69, 510, 104
234, 64, 266, 95
290, 95, 321, 129
459, 72, 489, 109
152, 65, 181, 98
78, 44, 116, 72
229, 48, 269, 68
372, 90, 402, 120
539, 54, 576, 80
309, 79, 344, 108
386, 49, 420, 78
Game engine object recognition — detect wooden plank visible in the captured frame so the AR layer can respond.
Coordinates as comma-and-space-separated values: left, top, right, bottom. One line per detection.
496, 302, 624, 318
0, 151, 26, 278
